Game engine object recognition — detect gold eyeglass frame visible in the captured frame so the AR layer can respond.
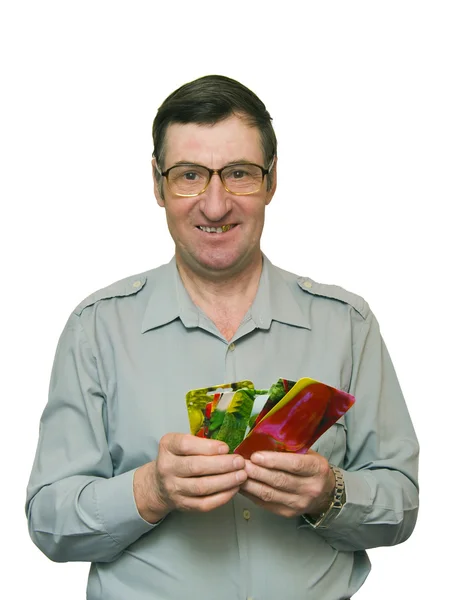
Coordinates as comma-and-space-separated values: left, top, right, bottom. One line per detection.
156, 156, 276, 197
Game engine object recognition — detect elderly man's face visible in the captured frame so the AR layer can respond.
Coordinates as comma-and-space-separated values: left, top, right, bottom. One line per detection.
154, 115, 276, 278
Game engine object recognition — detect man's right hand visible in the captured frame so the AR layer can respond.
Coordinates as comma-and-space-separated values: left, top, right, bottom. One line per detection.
133, 433, 247, 523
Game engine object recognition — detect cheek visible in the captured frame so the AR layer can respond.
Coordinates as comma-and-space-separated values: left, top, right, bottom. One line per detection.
165, 199, 191, 220
166, 213, 183, 239
248, 204, 267, 229
164, 204, 195, 236
239, 197, 265, 216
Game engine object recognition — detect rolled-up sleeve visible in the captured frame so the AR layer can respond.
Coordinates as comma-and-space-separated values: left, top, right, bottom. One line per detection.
26, 313, 155, 563
303, 309, 419, 550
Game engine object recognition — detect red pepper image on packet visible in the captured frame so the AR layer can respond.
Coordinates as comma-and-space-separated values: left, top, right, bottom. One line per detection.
234, 378, 355, 459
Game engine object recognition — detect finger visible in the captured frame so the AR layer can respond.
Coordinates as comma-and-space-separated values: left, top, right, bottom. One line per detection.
177, 469, 247, 497
179, 487, 241, 513
240, 479, 302, 513
244, 461, 301, 494
250, 451, 327, 477
239, 490, 299, 519
161, 432, 229, 457
176, 453, 245, 478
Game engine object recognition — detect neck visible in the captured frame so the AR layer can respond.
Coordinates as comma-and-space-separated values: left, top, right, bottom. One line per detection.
176, 252, 264, 340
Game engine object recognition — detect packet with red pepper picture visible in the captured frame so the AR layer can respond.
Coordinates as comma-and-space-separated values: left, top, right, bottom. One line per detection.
234, 378, 355, 459
185, 377, 355, 455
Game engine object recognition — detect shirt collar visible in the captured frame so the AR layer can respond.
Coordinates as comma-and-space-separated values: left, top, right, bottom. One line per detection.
141, 254, 311, 333
250, 254, 311, 330
141, 257, 200, 332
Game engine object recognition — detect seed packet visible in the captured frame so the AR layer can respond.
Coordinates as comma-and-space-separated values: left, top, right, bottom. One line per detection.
234, 378, 355, 459
186, 381, 257, 450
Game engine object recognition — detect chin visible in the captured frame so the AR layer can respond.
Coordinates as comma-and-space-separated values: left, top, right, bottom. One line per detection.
199, 256, 239, 272
191, 249, 247, 274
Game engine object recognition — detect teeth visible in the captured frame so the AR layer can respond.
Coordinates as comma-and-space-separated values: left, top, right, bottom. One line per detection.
199, 225, 233, 233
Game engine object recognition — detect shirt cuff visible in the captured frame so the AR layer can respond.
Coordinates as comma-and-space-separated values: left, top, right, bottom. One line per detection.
298, 470, 372, 532
82, 469, 161, 549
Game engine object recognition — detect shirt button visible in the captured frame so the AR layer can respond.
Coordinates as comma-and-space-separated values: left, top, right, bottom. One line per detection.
132, 280, 141, 288
243, 509, 251, 520
228, 343, 236, 352
304, 280, 312, 288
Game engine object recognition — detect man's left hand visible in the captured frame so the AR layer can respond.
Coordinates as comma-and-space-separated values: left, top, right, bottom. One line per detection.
240, 450, 336, 518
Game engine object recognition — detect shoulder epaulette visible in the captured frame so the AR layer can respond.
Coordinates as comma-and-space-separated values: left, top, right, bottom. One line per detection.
74, 274, 147, 316
297, 276, 370, 319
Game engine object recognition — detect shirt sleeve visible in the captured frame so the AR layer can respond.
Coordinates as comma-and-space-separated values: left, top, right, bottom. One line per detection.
25, 312, 157, 563
300, 309, 419, 551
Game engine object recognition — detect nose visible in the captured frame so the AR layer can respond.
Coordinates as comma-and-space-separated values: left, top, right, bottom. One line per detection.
198, 172, 232, 222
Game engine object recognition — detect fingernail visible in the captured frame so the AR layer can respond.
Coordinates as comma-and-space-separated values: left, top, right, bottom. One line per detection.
252, 453, 264, 463
218, 444, 229, 454
233, 456, 244, 469
236, 470, 247, 483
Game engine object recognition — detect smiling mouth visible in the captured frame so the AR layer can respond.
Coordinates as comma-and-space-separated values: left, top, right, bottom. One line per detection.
196, 225, 237, 233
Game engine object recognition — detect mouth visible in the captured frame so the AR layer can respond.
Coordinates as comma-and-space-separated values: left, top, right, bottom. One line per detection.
196, 224, 238, 234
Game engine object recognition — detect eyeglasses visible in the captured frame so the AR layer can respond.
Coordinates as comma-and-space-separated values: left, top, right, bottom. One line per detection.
156, 156, 275, 197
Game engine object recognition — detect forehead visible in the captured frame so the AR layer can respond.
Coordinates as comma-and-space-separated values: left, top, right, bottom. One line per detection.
163, 115, 264, 167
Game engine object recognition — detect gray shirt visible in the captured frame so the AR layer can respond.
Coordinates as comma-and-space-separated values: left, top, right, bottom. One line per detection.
26, 255, 419, 600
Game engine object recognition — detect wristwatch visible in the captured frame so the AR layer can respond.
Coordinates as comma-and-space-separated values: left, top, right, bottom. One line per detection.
302, 465, 346, 529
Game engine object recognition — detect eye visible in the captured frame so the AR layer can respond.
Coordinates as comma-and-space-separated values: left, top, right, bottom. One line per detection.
223, 164, 260, 181
169, 166, 206, 183
183, 171, 200, 181
230, 169, 248, 179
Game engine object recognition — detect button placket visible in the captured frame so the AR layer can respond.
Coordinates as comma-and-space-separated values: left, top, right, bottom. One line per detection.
232, 495, 252, 600
224, 340, 237, 382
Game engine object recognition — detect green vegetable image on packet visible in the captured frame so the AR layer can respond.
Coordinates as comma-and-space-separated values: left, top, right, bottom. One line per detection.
186, 381, 268, 452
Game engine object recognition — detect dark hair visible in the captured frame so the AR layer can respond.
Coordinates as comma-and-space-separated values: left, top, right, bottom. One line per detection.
152, 74, 277, 194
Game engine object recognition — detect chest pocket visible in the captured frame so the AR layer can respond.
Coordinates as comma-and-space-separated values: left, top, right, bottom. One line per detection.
310, 416, 347, 467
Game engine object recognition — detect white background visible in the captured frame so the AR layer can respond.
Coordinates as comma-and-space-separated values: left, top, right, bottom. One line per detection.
1, 1, 449, 598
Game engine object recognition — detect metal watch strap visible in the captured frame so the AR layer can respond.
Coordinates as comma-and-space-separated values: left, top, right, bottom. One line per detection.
303, 465, 346, 529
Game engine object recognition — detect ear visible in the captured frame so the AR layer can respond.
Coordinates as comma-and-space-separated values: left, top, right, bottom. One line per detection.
152, 158, 165, 207
265, 156, 277, 206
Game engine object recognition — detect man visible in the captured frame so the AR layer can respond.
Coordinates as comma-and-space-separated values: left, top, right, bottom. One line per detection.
26, 75, 419, 600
